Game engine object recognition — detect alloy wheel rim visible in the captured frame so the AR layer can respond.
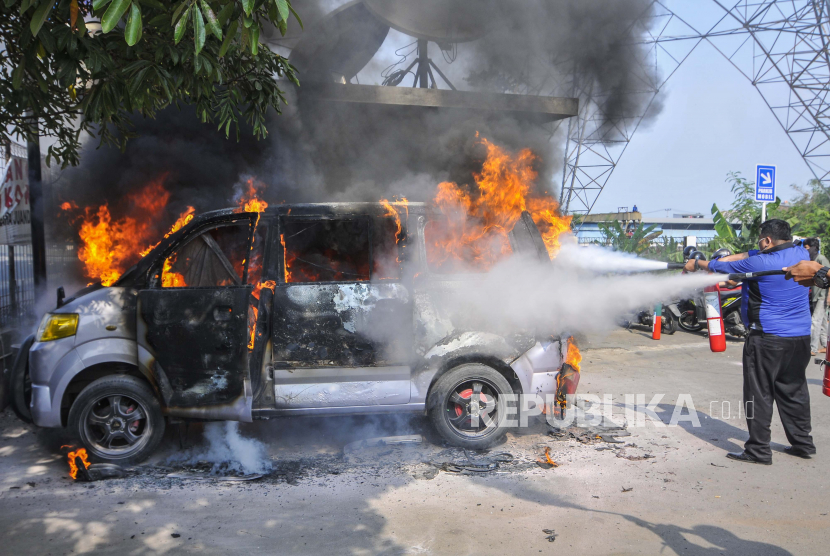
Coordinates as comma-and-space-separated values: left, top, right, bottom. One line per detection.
82, 394, 151, 458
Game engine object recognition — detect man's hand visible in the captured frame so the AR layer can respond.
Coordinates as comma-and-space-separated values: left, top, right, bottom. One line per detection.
783, 260, 824, 287
684, 259, 697, 272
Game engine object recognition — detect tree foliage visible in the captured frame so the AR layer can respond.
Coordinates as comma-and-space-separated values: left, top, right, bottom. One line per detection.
1, 0, 301, 167
769, 179, 830, 258
598, 220, 662, 254
711, 171, 780, 253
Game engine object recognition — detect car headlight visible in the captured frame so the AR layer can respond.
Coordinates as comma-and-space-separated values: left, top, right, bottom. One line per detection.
37, 313, 79, 342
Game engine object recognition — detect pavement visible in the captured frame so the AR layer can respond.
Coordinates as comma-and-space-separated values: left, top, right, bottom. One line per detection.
0, 326, 828, 555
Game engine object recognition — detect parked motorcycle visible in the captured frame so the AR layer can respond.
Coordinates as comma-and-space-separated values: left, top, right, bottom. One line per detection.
676, 248, 747, 338
628, 304, 678, 335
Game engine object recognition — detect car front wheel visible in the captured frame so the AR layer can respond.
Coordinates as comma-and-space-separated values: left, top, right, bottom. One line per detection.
67, 375, 165, 465
428, 363, 513, 450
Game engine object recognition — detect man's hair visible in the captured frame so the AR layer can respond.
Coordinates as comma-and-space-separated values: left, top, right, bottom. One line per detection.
803, 237, 820, 250
759, 219, 792, 241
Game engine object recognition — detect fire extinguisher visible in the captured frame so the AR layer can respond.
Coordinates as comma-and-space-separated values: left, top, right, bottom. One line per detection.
652, 303, 662, 340
704, 283, 727, 352
823, 338, 830, 398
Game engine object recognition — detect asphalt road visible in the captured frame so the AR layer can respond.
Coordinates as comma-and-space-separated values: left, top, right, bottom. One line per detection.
0, 327, 827, 555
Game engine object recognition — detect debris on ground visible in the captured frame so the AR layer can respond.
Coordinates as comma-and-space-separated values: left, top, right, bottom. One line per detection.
343, 435, 423, 455
621, 486, 634, 492
165, 472, 264, 482
432, 451, 515, 475
542, 529, 557, 542
548, 424, 630, 445
75, 463, 125, 482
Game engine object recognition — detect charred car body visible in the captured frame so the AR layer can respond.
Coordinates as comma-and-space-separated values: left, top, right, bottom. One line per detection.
14, 203, 578, 463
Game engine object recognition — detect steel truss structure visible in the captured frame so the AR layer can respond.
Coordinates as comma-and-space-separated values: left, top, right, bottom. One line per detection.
560, 0, 830, 215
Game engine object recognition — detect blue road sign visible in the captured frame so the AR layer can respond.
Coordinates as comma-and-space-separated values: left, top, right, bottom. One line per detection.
755, 165, 776, 202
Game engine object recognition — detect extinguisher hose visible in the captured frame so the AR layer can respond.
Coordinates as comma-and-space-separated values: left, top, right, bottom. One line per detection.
725, 269, 787, 281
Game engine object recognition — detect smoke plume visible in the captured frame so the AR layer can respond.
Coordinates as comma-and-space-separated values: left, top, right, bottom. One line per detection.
166, 422, 272, 475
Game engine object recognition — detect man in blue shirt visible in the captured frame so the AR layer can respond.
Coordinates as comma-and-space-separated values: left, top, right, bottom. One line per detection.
685, 219, 815, 464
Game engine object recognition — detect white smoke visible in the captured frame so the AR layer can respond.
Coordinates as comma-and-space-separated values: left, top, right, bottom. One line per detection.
440, 256, 720, 335
554, 242, 670, 273
167, 422, 272, 475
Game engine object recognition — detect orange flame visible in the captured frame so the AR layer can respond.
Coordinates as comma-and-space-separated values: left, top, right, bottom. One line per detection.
248, 280, 276, 349
427, 136, 571, 271
564, 336, 582, 372
66, 447, 90, 480
73, 175, 172, 286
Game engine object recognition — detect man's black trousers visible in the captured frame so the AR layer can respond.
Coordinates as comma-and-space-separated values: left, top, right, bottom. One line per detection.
742, 332, 815, 461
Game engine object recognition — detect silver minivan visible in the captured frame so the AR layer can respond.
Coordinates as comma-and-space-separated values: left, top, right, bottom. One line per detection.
11, 203, 577, 463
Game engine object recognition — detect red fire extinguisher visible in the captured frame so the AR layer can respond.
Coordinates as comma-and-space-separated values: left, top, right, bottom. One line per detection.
652, 303, 662, 340
704, 283, 727, 352
823, 338, 830, 398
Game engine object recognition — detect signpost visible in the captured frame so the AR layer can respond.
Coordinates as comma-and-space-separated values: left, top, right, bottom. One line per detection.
755, 164, 776, 222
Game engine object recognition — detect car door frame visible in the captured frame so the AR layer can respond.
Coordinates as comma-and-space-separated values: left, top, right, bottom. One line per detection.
136, 213, 259, 422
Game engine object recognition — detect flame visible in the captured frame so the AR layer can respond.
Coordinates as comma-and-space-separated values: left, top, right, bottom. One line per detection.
427, 136, 571, 271
564, 336, 582, 372
72, 175, 172, 286
66, 447, 90, 480
537, 446, 558, 468
248, 280, 276, 349
379, 199, 404, 246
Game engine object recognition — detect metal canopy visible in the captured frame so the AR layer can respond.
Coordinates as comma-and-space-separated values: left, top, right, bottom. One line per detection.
301, 83, 578, 123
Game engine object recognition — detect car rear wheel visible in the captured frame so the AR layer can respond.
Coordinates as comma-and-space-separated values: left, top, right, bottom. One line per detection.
68, 375, 165, 465
428, 363, 513, 450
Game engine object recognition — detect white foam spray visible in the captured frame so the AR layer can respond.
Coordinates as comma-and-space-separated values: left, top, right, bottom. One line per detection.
439, 256, 721, 335
554, 242, 669, 273
167, 421, 271, 475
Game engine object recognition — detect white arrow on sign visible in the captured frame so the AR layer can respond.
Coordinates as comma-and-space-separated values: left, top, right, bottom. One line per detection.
761, 172, 772, 185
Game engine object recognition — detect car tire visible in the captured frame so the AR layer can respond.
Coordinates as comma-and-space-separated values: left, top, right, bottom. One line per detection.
9, 335, 35, 424
67, 375, 165, 465
662, 313, 677, 335
428, 363, 514, 450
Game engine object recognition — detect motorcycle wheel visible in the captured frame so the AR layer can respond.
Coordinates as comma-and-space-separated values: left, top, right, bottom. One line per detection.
662, 313, 677, 335
678, 310, 703, 332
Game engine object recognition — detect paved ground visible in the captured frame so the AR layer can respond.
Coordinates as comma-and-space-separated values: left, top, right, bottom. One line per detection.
1, 327, 828, 555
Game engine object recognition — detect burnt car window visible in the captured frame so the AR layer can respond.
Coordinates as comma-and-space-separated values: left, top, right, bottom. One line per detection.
373, 217, 402, 280
162, 223, 250, 287
424, 218, 501, 274
281, 218, 370, 283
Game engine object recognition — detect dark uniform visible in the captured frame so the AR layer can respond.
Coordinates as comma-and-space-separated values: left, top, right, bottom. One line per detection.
709, 242, 816, 462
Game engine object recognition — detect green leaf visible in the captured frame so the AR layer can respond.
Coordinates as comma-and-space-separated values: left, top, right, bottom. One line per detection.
201, 0, 222, 39
174, 5, 190, 43
125, 2, 142, 45
101, 0, 132, 33
277, 17, 286, 35
241, 0, 253, 16
193, 5, 205, 55
92, 0, 112, 10
243, 14, 253, 28
171, 0, 187, 24
30, 0, 54, 37
138, 0, 164, 9
217, 2, 233, 25
288, 2, 303, 29
711, 203, 737, 240
250, 24, 259, 55
274, 0, 289, 21
20, 0, 35, 13
11, 59, 25, 90
218, 19, 237, 56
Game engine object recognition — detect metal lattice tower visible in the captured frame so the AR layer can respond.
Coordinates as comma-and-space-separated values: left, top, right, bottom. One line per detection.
556, 2, 704, 215
559, 0, 830, 215
704, 1, 830, 190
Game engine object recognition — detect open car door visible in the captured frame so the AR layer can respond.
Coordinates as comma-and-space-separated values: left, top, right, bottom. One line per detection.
137, 218, 256, 421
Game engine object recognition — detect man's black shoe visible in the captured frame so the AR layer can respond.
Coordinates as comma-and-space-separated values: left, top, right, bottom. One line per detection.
726, 451, 772, 465
784, 446, 816, 459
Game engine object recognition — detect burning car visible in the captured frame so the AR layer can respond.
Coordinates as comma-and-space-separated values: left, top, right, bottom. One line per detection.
12, 201, 579, 464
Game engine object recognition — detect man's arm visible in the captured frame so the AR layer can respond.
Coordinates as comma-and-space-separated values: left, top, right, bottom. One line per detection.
783, 260, 826, 287
684, 252, 761, 274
